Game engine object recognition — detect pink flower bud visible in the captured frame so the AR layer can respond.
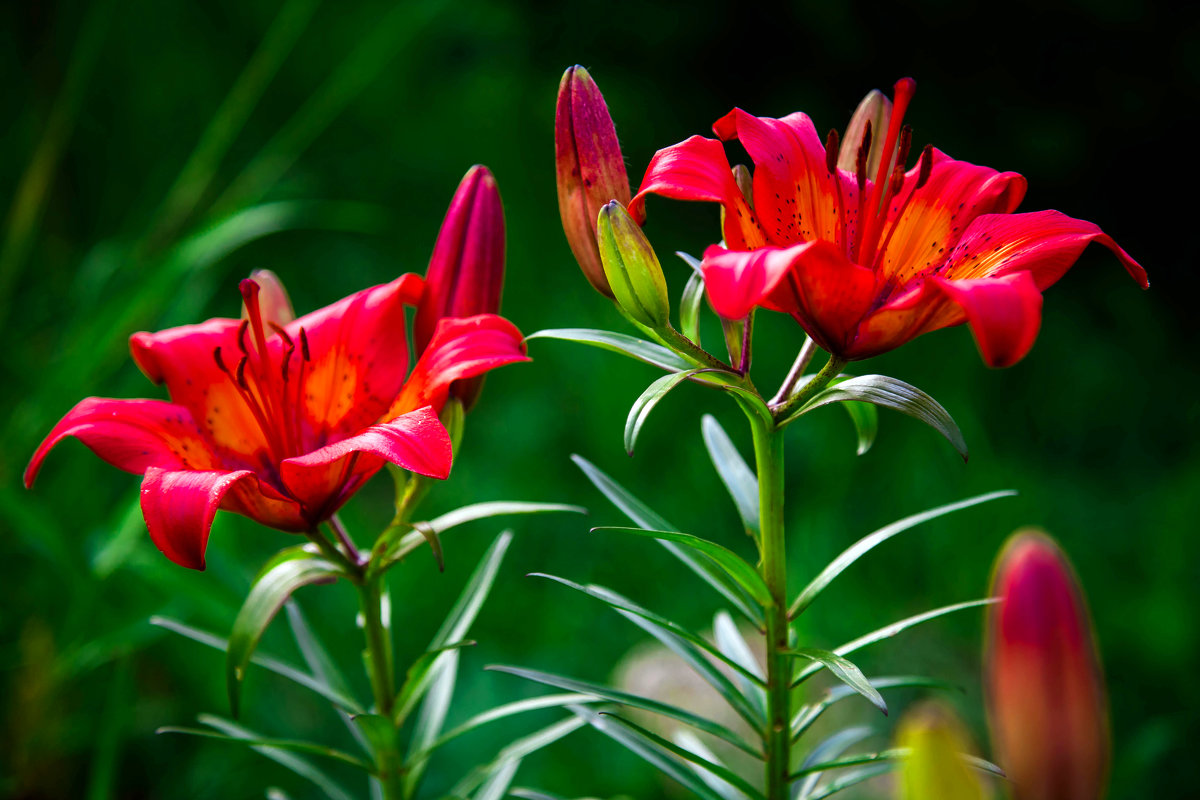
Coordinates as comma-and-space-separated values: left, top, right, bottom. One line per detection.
415, 165, 506, 410
555, 65, 632, 298
985, 530, 1109, 800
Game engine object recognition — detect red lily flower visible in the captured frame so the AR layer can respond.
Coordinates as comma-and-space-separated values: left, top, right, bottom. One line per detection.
25, 273, 528, 570
629, 79, 1147, 367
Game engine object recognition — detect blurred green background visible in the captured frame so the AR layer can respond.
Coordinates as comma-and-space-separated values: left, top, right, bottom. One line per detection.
3, 0, 1195, 797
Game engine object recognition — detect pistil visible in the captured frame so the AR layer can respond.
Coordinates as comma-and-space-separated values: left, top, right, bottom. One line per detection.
855, 78, 917, 266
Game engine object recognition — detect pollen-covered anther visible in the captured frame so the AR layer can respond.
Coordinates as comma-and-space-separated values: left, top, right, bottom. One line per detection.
855, 121, 872, 191
824, 129, 840, 174
299, 327, 311, 361
915, 144, 934, 189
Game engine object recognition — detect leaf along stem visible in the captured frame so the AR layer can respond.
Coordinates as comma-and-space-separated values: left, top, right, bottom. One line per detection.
770, 354, 847, 422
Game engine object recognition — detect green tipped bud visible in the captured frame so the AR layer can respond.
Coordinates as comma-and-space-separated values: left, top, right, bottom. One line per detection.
597, 201, 670, 328
838, 88, 892, 176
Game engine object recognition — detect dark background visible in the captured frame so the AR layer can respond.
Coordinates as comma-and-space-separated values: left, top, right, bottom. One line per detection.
3, 0, 1196, 797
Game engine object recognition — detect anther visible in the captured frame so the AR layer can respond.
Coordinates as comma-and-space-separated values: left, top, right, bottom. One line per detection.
237, 320, 250, 355
915, 144, 934, 189
855, 121, 872, 190
824, 129, 840, 174
235, 356, 250, 390
213, 346, 229, 374
269, 322, 293, 348
299, 328, 311, 361
895, 125, 913, 175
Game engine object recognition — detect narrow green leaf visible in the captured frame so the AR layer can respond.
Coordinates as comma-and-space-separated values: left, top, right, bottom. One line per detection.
787, 375, 967, 460
530, 573, 765, 686
508, 790, 567, 800
789, 491, 1016, 618
592, 526, 770, 608
792, 676, 957, 740
449, 716, 586, 798
487, 666, 761, 758
787, 649, 886, 715
410, 693, 602, 762
351, 713, 399, 761
226, 551, 343, 717
572, 455, 763, 624
675, 251, 703, 272
198, 714, 358, 800
806, 764, 895, 800
600, 713, 766, 800
713, 611, 765, 718
570, 705, 730, 800
150, 616, 363, 713
284, 602, 357, 708
403, 649, 459, 797
527, 328, 692, 371
673, 730, 753, 800
840, 401, 878, 456
626, 369, 704, 455
792, 600, 999, 687
700, 415, 759, 540
473, 759, 520, 800
679, 268, 705, 346
377, 502, 583, 569
795, 726, 874, 800
790, 749, 904, 780
158, 725, 372, 771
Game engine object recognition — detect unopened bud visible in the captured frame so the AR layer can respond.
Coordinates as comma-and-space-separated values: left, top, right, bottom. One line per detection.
838, 88, 892, 176
896, 703, 988, 800
556, 65, 632, 298
985, 530, 1109, 800
415, 165, 505, 409
242, 269, 295, 328
597, 201, 669, 328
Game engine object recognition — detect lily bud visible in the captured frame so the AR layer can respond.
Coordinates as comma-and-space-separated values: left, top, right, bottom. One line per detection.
556, 65, 632, 298
896, 703, 988, 800
837, 88, 892, 176
242, 269, 295, 328
597, 201, 670, 328
985, 530, 1109, 800
415, 165, 505, 410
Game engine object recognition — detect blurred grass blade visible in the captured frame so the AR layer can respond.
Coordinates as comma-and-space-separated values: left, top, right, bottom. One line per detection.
210, 0, 449, 215
787, 649, 887, 715
226, 548, 343, 716
679, 267, 705, 346
531, 573, 764, 685
528, 328, 693, 371
790, 749, 904, 780
411, 693, 602, 762
450, 715, 586, 798
473, 758, 520, 800
792, 600, 999, 686
394, 532, 511, 725
402, 649, 458, 797
807, 764, 894, 800
795, 726, 874, 800
625, 369, 704, 455
375, 502, 584, 570
284, 601, 356, 706
573, 455, 763, 624
158, 723, 372, 771
713, 611, 765, 716
570, 705, 730, 800
592, 526, 770, 608
508, 790, 567, 800
674, 730, 752, 800
488, 666, 760, 758
85, 656, 131, 800
197, 714, 358, 800
792, 677, 956, 740
150, 616, 363, 713
599, 713, 765, 800
701, 415, 759, 541
789, 491, 1016, 618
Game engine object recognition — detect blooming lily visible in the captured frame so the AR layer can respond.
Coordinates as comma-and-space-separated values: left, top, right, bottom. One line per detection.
25, 272, 528, 570
629, 78, 1148, 367
415, 165, 506, 410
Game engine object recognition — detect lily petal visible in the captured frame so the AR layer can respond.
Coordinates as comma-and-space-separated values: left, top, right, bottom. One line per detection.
701, 244, 808, 319
940, 209, 1148, 289
25, 397, 223, 487
279, 407, 452, 520
629, 135, 765, 249
290, 273, 426, 445
141, 466, 257, 570
930, 273, 1045, 368
713, 109, 858, 248
386, 313, 528, 420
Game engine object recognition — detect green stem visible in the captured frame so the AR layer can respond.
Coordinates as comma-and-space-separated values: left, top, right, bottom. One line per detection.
358, 576, 405, 798
750, 413, 790, 799
770, 354, 847, 423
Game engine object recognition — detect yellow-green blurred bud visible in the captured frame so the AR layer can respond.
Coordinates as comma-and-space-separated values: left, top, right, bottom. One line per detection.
896, 703, 989, 800
597, 201, 670, 329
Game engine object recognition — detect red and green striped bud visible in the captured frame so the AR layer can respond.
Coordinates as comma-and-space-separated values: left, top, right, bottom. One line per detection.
896, 702, 989, 800
597, 201, 670, 329
985, 530, 1109, 800
415, 165, 505, 409
555, 65, 632, 298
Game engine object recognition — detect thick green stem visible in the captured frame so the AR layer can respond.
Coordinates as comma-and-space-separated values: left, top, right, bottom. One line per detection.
770, 354, 847, 423
359, 577, 404, 799
750, 414, 791, 799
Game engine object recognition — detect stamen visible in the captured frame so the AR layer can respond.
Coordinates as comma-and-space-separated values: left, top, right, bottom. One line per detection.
853, 121, 872, 260
237, 320, 250, 355
824, 129, 840, 175
213, 346, 229, 374
825, 129, 848, 255
857, 77, 916, 265
299, 328, 311, 361
269, 322, 293, 348
914, 144, 934, 189
235, 356, 250, 390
